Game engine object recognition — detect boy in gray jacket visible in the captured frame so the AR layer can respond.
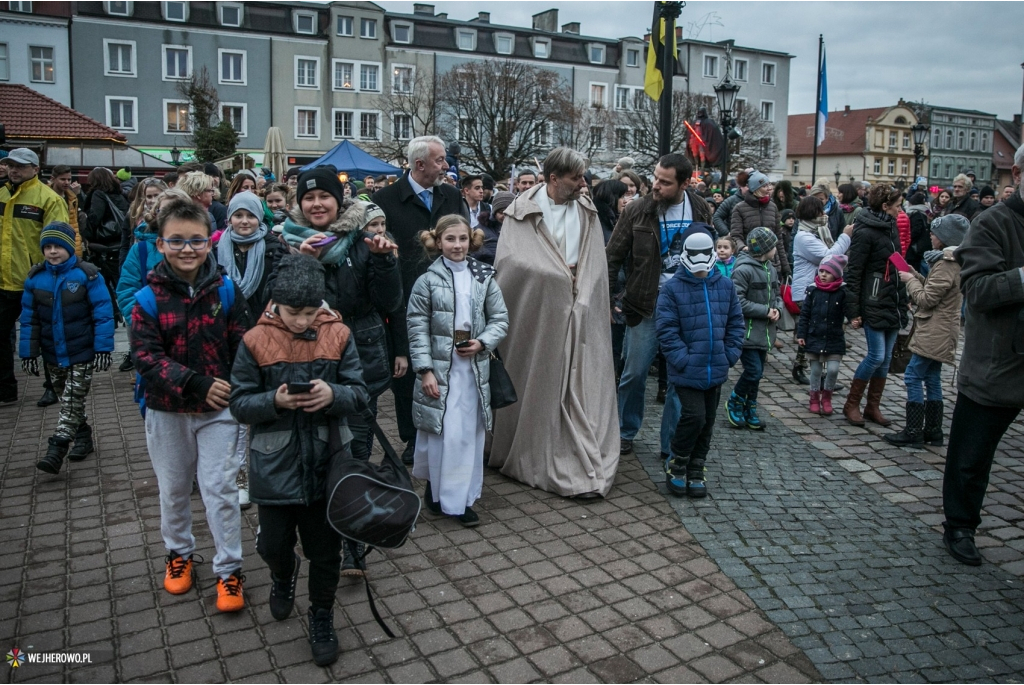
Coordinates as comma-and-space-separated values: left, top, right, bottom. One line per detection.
727, 227, 783, 430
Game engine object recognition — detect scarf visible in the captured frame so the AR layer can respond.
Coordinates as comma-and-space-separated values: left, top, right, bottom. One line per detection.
798, 216, 834, 248
281, 216, 359, 266
814, 273, 843, 292
217, 225, 267, 300
823, 196, 836, 215
923, 249, 944, 265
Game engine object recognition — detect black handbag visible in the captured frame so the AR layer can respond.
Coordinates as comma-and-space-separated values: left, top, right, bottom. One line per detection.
94, 192, 127, 244
889, 323, 915, 375
488, 349, 518, 409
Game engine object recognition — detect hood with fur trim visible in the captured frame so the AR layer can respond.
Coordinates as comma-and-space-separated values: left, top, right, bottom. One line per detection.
287, 197, 364, 235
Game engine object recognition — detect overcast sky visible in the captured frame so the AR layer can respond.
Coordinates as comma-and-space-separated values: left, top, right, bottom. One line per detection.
383, 1, 1024, 120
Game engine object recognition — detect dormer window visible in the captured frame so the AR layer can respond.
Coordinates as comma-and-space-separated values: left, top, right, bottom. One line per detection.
391, 21, 413, 44
494, 33, 514, 55
588, 44, 605, 65
219, 3, 242, 27
104, 1, 132, 16
532, 38, 550, 59
457, 29, 477, 51
625, 47, 640, 67
294, 11, 316, 35
162, 1, 187, 22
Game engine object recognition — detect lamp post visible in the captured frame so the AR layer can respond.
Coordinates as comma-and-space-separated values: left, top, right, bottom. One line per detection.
714, 73, 741, 190
911, 122, 929, 181
170, 145, 181, 166
834, 168, 841, 187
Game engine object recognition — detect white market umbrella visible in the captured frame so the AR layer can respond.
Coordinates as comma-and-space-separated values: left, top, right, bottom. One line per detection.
262, 127, 287, 181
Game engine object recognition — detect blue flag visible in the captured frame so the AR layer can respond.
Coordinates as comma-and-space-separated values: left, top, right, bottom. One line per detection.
817, 47, 828, 147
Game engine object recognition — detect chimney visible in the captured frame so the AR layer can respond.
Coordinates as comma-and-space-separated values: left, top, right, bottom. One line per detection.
532, 8, 558, 32
561, 22, 580, 34
477, 11, 490, 23
844, 105, 851, 115
413, 4, 434, 16
436, 12, 447, 19
1014, 113, 1022, 127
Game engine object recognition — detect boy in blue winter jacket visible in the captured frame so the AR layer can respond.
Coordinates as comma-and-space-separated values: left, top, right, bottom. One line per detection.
656, 229, 745, 498
20, 222, 114, 474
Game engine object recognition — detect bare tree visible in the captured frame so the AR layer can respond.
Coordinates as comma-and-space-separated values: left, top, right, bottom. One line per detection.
550, 96, 619, 162
729, 103, 781, 175
366, 69, 441, 165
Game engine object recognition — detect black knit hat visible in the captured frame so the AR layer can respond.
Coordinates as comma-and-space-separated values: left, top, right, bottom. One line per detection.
272, 254, 325, 308
297, 166, 346, 208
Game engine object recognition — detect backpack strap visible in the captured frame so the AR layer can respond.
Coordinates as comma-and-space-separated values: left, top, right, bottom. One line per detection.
218, 276, 235, 314
77, 260, 101, 280
135, 285, 157, 318
137, 240, 148, 284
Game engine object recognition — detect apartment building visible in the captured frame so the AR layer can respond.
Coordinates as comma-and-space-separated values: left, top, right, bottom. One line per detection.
911, 104, 997, 188
0, 2, 73, 106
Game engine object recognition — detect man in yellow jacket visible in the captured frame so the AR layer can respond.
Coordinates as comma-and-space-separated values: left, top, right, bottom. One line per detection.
0, 148, 70, 404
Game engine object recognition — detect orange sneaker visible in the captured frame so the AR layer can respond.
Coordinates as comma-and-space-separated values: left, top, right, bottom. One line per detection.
216, 572, 245, 612
164, 553, 194, 594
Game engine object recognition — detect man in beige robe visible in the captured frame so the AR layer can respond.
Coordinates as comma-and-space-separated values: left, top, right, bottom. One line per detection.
489, 148, 619, 498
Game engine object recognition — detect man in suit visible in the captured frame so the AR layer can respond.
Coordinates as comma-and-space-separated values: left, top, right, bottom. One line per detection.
373, 136, 470, 463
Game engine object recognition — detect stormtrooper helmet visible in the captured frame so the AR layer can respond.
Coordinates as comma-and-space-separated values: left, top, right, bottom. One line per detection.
681, 231, 717, 273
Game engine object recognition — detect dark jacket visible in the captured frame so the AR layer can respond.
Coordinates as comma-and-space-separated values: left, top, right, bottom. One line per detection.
605, 190, 714, 327
655, 267, 745, 390
824, 196, 846, 242
84, 189, 129, 249
712, 192, 743, 237
844, 209, 909, 330
730, 193, 791, 279
131, 257, 250, 414
731, 252, 783, 350
477, 215, 502, 266
796, 284, 847, 356
229, 306, 369, 506
956, 193, 1024, 408
904, 204, 931, 271
213, 231, 288, 316
947, 194, 981, 222
371, 173, 469, 304
773, 180, 798, 214
19, 256, 115, 367
210, 200, 228, 232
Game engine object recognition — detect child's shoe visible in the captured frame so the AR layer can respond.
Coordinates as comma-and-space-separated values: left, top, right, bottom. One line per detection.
237, 468, 251, 510
745, 399, 764, 431
164, 552, 195, 594
809, 391, 821, 415
308, 607, 339, 666
37, 436, 70, 474
67, 423, 93, 462
726, 392, 747, 428
686, 459, 708, 498
269, 554, 301, 620
664, 454, 687, 497
820, 390, 834, 416
216, 571, 245, 612
341, 540, 366, 577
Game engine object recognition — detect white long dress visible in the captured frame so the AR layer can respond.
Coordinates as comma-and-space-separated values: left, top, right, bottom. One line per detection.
412, 258, 486, 516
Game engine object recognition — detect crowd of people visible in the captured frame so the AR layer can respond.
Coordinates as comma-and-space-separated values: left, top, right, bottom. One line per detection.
2, 136, 1023, 667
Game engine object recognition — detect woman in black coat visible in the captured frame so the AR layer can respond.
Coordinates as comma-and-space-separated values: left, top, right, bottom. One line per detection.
594, 179, 629, 381
842, 184, 909, 428
83, 167, 130, 320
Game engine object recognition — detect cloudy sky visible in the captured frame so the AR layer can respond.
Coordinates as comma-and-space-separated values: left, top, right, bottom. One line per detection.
384, 1, 1024, 120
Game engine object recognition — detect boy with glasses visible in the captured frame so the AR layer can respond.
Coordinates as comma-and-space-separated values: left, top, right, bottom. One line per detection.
131, 199, 251, 612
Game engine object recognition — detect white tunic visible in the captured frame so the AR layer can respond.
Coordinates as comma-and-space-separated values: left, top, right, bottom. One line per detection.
535, 184, 581, 267
412, 257, 486, 515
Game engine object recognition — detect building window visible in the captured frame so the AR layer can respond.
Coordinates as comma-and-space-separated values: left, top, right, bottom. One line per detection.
333, 61, 353, 90
219, 50, 246, 85
457, 29, 476, 51
873, 158, 881, 174
29, 46, 54, 83
219, 3, 242, 26
392, 21, 412, 43
734, 59, 747, 81
957, 130, 965, 150
614, 86, 630, 110
162, 1, 187, 21
969, 130, 977, 151
933, 128, 941, 149
106, 96, 137, 133
590, 83, 606, 108
889, 131, 897, 148
902, 132, 911, 149
294, 11, 316, 35
457, 117, 473, 142
615, 128, 630, 150
533, 39, 550, 59
734, 99, 746, 117
295, 57, 319, 89
931, 160, 940, 177
761, 61, 775, 85
9, 1, 32, 11
495, 33, 514, 55
221, 103, 246, 137
760, 138, 772, 159
589, 45, 605, 64
632, 128, 646, 150
534, 122, 550, 147
334, 110, 353, 139
360, 18, 377, 39
626, 48, 640, 68
164, 100, 191, 133
703, 55, 718, 78
104, 40, 136, 77
393, 114, 412, 141
0, 44, 8, 81
392, 65, 413, 93
296, 108, 319, 138
589, 126, 603, 150
981, 132, 988, 152
162, 45, 191, 80
760, 101, 774, 122
945, 162, 952, 178
360, 112, 379, 140
360, 64, 379, 91
887, 159, 895, 175
901, 159, 909, 176
792, 160, 799, 175
337, 15, 353, 36
105, 1, 131, 16
944, 130, 952, 148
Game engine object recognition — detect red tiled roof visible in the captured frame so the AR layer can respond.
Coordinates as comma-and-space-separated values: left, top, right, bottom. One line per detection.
787, 107, 887, 157
0, 83, 126, 142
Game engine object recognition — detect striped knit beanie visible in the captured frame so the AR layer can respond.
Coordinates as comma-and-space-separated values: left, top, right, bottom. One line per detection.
40, 222, 77, 255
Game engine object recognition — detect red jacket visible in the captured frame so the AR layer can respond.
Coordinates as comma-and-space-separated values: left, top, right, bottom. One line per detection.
897, 211, 911, 256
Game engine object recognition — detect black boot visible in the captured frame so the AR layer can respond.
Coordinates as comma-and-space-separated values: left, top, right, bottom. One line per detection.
37, 436, 70, 474
269, 553, 301, 620
307, 606, 339, 666
118, 353, 134, 372
792, 348, 809, 385
401, 440, 415, 466
341, 540, 366, 577
423, 481, 441, 514
68, 423, 94, 462
883, 402, 925, 447
923, 400, 944, 446
36, 387, 58, 407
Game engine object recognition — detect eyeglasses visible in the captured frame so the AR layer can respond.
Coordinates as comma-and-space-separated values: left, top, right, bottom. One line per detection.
161, 237, 210, 251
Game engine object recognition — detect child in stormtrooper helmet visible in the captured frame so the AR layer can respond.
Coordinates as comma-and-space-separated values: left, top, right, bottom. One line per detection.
655, 227, 745, 498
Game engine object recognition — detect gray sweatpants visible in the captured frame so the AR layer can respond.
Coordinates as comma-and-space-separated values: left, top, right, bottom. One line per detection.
145, 408, 243, 578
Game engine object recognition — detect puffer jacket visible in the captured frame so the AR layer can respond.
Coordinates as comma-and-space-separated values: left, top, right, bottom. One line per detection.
795, 284, 847, 356
655, 267, 745, 390
229, 305, 369, 506
844, 209, 909, 330
116, 226, 163, 318
792, 223, 851, 302
271, 204, 403, 398
407, 256, 508, 434
731, 252, 783, 350
904, 204, 931, 270
906, 249, 962, 364
730, 193, 791, 279
19, 255, 114, 367
897, 211, 911, 256
0, 176, 70, 292
712, 192, 743, 237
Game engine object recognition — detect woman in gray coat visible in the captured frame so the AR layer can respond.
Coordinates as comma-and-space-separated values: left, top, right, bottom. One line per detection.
407, 215, 508, 526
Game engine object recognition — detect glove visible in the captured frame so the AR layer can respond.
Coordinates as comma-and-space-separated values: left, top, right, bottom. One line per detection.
21, 357, 39, 376
94, 352, 112, 372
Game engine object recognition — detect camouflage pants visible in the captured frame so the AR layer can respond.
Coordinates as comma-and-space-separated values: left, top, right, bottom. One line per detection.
47, 362, 94, 440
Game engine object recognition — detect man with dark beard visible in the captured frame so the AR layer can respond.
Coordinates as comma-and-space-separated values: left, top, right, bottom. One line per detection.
606, 153, 714, 459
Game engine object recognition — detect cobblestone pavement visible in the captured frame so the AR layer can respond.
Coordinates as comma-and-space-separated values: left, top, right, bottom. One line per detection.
2, 324, 1023, 683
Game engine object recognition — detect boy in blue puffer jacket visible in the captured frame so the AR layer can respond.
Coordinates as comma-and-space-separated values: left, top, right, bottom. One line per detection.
20, 222, 114, 474
656, 229, 745, 498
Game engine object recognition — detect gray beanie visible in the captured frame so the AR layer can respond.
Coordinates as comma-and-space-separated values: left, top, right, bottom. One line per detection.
746, 226, 778, 257
272, 253, 325, 308
747, 171, 771, 194
490, 191, 515, 215
930, 214, 969, 248
227, 191, 267, 229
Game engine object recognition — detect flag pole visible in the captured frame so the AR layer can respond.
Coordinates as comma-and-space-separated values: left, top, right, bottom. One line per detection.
658, 2, 683, 157
811, 34, 823, 185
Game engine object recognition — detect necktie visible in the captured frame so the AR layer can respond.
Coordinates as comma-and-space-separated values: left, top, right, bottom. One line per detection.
419, 190, 432, 211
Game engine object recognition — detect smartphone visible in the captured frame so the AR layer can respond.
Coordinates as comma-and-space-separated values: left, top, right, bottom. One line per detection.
455, 340, 473, 349
287, 382, 314, 394
310, 235, 339, 248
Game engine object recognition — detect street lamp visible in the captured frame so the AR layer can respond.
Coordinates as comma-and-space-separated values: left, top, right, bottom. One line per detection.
170, 145, 181, 166
911, 122, 929, 180
714, 73, 741, 190
834, 168, 841, 186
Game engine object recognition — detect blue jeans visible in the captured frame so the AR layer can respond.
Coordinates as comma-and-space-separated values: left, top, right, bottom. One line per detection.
618, 316, 680, 454
904, 354, 943, 403
854, 324, 898, 381
733, 348, 767, 402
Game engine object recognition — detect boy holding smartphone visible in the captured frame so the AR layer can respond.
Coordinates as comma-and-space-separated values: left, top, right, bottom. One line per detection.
230, 253, 368, 667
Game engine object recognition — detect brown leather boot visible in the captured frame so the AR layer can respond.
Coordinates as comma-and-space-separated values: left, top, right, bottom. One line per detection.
864, 377, 892, 426
843, 378, 868, 426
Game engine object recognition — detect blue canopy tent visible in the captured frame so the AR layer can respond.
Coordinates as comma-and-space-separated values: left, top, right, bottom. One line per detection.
299, 140, 402, 178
